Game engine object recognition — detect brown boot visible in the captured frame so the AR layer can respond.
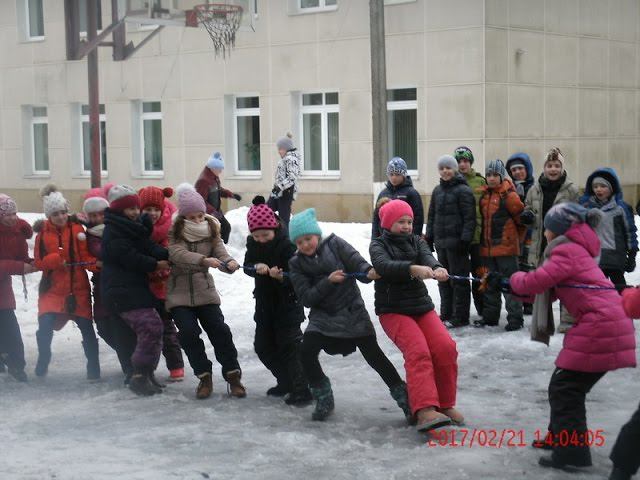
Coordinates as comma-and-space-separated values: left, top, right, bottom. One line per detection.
225, 369, 246, 398
196, 372, 213, 399
438, 407, 465, 426
415, 407, 451, 433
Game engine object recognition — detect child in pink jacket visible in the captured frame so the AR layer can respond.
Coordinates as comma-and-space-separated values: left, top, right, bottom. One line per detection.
502, 203, 636, 471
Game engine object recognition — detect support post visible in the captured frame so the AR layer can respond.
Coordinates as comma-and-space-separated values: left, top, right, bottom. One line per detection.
369, 0, 388, 184
87, 0, 101, 188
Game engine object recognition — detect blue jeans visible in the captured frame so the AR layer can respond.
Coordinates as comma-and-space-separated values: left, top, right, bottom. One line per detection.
0, 310, 26, 373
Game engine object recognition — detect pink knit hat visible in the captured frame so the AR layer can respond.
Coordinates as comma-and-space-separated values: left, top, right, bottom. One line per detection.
0, 194, 17, 217
247, 196, 279, 232
379, 199, 414, 230
175, 183, 206, 216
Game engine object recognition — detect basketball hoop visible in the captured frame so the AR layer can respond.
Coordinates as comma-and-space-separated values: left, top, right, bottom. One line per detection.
188, 4, 244, 58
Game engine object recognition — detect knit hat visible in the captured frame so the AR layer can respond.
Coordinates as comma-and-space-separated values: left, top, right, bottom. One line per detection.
289, 208, 322, 244
82, 196, 109, 215
379, 199, 414, 230
485, 159, 507, 180
437, 154, 458, 171
206, 152, 224, 171
544, 202, 595, 235
386, 157, 408, 177
108, 184, 140, 213
591, 176, 612, 192
508, 159, 526, 171
139, 186, 174, 211
276, 133, 295, 152
454, 146, 474, 165
0, 194, 17, 217
247, 196, 279, 232
544, 147, 565, 168
40, 184, 70, 218
175, 183, 206, 216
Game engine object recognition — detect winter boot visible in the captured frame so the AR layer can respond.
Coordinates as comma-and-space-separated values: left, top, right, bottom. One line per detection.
438, 407, 465, 426
285, 388, 313, 406
504, 322, 523, 332
309, 377, 335, 421
8, 368, 28, 383
82, 340, 101, 381
35, 328, 52, 377
148, 372, 165, 394
168, 368, 184, 382
34, 355, 50, 378
609, 467, 632, 480
129, 373, 157, 396
196, 372, 213, 399
415, 407, 451, 433
266, 384, 290, 397
0, 356, 6, 373
225, 369, 247, 398
389, 382, 414, 424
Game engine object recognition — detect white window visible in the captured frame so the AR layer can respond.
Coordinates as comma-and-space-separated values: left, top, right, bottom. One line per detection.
234, 96, 261, 174
79, 0, 103, 36
80, 104, 108, 174
31, 106, 49, 174
299, 0, 337, 12
20, 0, 45, 40
140, 101, 163, 173
387, 88, 417, 174
300, 92, 339, 174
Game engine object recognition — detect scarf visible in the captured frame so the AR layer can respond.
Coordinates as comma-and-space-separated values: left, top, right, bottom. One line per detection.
87, 224, 105, 238
181, 214, 219, 242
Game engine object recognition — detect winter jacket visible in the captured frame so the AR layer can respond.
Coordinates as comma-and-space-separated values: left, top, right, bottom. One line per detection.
369, 231, 442, 316
580, 168, 638, 271
85, 224, 106, 319
166, 216, 234, 310
243, 226, 305, 327
507, 153, 535, 249
273, 150, 301, 198
148, 199, 177, 300
461, 169, 487, 245
195, 167, 235, 218
289, 234, 375, 338
34, 218, 96, 323
523, 172, 579, 266
101, 210, 168, 314
0, 218, 32, 310
479, 178, 524, 257
371, 176, 424, 238
426, 173, 476, 249
622, 286, 640, 318
510, 222, 636, 373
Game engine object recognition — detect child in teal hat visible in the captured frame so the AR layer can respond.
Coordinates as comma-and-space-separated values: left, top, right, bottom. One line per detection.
288, 208, 411, 423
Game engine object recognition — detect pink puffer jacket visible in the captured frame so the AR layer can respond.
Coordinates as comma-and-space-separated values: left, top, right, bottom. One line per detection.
511, 222, 636, 373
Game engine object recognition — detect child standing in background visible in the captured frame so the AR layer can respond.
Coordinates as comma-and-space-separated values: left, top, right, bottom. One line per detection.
269, 133, 301, 229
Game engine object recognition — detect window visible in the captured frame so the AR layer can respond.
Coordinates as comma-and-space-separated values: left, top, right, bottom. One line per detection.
234, 96, 261, 174
140, 102, 163, 173
300, 92, 339, 174
300, 0, 337, 11
31, 107, 49, 174
387, 88, 417, 173
80, 104, 107, 174
79, 0, 103, 35
26, 0, 45, 39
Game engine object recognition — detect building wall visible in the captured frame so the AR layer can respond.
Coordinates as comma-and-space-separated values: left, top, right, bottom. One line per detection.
1, 0, 639, 219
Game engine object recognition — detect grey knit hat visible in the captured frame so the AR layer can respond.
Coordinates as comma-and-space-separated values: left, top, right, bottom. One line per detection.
276, 133, 295, 151
437, 154, 458, 171
591, 176, 612, 192
486, 159, 507, 180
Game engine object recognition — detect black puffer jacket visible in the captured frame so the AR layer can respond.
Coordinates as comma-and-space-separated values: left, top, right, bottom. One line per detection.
369, 232, 442, 316
426, 173, 476, 249
372, 176, 424, 238
289, 234, 375, 338
101, 210, 168, 313
243, 226, 304, 327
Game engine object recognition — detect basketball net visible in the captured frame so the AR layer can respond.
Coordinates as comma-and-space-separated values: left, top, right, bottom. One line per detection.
192, 4, 244, 58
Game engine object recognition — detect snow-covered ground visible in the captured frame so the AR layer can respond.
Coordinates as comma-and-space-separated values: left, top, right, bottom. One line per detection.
1, 209, 638, 480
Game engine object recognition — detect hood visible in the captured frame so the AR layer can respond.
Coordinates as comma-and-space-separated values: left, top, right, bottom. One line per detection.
385, 175, 414, 191
151, 199, 177, 245
506, 153, 534, 183
0, 217, 33, 239
564, 222, 601, 258
580, 167, 622, 204
105, 209, 152, 240
481, 177, 517, 195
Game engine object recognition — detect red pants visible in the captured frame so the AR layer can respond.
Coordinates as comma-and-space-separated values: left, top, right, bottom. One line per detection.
380, 310, 458, 414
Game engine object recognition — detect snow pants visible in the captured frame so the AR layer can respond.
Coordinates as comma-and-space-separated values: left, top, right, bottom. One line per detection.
379, 310, 458, 415
482, 255, 523, 326
437, 247, 471, 325
254, 321, 306, 393
157, 303, 184, 371
469, 243, 484, 316
0, 309, 25, 373
119, 308, 163, 373
267, 187, 294, 229
610, 401, 640, 476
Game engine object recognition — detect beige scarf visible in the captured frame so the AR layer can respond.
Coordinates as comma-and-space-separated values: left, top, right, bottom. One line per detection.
87, 224, 105, 238
181, 214, 219, 242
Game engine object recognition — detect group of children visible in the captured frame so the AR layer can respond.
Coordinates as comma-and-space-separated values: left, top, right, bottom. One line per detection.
1, 142, 640, 478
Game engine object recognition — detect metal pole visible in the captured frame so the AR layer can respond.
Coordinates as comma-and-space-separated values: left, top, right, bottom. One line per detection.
369, 0, 388, 184
87, 0, 101, 188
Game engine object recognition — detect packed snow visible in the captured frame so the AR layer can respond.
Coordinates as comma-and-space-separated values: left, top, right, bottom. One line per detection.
1, 209, 638, 480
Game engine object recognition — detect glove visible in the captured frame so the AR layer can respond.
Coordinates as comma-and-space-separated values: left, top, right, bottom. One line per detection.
625, 250, 637, 273
232, 193, 242, 201
486, 272, 511, 294
271, 186, 281, 198
520, 210, 535, 225
457, 240, 470, 255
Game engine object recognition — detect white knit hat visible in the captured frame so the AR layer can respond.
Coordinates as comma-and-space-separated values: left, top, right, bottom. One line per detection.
83, 196, 110, 215
40, 184, 69, 218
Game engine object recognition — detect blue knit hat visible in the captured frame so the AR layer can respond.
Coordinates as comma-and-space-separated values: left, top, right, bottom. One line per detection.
386, 157, 408, 176
543, 202, 588, 235
485, 159, 507, 180
206, 152, 224, 170
289, 208, 322, 244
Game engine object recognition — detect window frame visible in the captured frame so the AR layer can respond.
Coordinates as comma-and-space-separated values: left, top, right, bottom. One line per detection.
78, 0, 104, 37
79, 104, 108, 176
387, 88, 418, 177
233, 95, 261, 176
298, 0, 337, 13
140, 101, 164, 175
25, 0, 45, 41
31, 106, 49, 175
299, 91, 340, 176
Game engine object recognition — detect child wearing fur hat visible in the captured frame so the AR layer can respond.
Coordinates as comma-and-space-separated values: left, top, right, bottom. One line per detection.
475, 159, 525, 331
139, 186, 185, 381
167, 183, 246, 400
425, 155, 477, 327
101, 185, 170, 395
33, 185, 100, 380
268, 133, 301, 229
499, 203, 636, 471
370, 199, 462, 433
288, 208, 409, 422
0, 194, 37, 382
579, 168, 638, 290
195, 152, 242, 244
243, 196, 311, 405
371, 157, 424, 239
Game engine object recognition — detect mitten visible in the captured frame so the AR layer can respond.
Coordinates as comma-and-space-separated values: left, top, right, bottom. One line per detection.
233, 193, 242, 201
625, 250, 637, 273
520, 210, 535, 225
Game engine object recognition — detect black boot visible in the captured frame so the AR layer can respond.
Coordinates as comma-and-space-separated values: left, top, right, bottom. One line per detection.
609, 466, 632, 480
148, 372, 166, 394
8, 367, 28, 383
285, 388, 313, 406
505, 322, 523, 332
82, 340, 101, 381
390, 382, 415, 424
309, 377, 334, 421
129, 372, 158, 396
266, 384, 290, 397
35, 329, 52, 377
